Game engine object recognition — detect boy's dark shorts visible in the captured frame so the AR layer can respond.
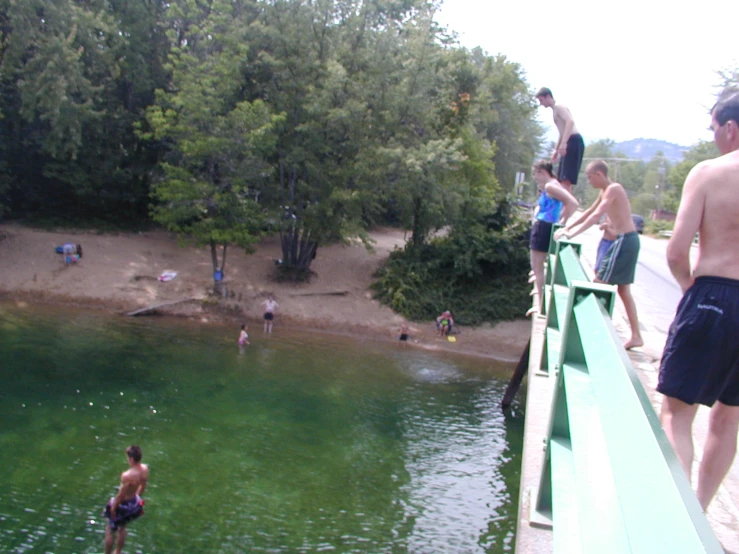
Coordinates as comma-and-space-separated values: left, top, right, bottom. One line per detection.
557, 133, 585, 184
657, 276, 739, 406
530, 220, 554, 253
597, 232, 639, 284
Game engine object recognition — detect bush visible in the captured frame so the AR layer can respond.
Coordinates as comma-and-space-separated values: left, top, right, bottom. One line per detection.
630, 193, 658, 220
645, 219, 674, 236
371, 201, 531, 325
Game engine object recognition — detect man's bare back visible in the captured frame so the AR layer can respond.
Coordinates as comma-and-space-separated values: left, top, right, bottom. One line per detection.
673, 149, 739, 282
117, 464, 149, 504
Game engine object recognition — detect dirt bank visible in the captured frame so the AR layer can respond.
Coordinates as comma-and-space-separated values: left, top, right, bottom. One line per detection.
0, 223, 530, 362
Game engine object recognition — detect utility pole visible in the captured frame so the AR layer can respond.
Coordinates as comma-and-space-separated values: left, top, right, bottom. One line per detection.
656, 165, 665, 217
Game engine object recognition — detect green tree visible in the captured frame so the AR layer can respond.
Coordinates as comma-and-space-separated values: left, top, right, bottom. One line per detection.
665, 141, 720, 211
0, 0, 169, 222
145, 0, 282, 291
243, 0, 467, 271
572, 139, 615, 205
367, 13, 472, 250
718, 66, 739, 89
468, 48, 543, 191
243, 0, 372, 274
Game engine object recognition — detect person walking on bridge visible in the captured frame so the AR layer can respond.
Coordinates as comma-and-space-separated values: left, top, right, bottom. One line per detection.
657, 87, 739, 510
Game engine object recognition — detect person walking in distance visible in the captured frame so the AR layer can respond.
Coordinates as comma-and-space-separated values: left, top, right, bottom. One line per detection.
657, 87, 739, 510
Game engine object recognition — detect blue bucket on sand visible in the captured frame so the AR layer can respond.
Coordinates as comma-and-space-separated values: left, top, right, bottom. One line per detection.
214, 270, 223, 282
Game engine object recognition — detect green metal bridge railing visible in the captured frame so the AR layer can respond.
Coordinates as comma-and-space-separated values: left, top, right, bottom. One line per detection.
529, 227, 723, 553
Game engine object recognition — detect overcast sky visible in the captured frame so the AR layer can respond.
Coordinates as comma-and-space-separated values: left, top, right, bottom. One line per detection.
435, 0, 738, 147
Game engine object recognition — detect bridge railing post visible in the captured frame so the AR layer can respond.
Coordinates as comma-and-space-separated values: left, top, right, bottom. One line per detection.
541, 223, 565, 315
535, 282, 615, 523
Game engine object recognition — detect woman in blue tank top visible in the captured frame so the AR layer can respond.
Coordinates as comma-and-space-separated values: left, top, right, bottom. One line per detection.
528, 160, 579, 315
536, 188, 563, 223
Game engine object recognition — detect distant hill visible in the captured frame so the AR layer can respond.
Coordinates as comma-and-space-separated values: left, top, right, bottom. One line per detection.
611, 138, 688, 162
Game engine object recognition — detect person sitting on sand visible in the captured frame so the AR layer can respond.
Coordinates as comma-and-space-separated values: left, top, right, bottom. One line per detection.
436, 311, 453, 337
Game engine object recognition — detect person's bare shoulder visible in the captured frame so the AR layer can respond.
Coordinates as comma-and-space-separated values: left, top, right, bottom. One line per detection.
123, 464, 149, 481
683, 157, 721, 191
604, 182, 627, 198
701, 150, 739, 177
553, 103, 573, 117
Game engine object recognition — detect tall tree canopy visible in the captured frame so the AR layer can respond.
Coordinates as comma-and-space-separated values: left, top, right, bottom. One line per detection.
142, 0, 282, 288
0, 0, 543, 311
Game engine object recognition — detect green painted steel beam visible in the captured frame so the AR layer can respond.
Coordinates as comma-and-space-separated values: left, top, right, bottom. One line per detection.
572, 294, 724, 553
550, 437, 582, 554
561, 363, 631, 553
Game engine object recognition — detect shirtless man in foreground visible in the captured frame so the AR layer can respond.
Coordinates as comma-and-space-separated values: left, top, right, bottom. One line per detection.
555, 160, 643, 349
536, 87, 585, 194
104, 445, 149, 554
657, 87, 739, 510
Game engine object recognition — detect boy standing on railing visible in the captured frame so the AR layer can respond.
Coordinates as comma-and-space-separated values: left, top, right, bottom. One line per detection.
535, 87, 585, 194
554, 160, 643, 350
657, 87, 739, 511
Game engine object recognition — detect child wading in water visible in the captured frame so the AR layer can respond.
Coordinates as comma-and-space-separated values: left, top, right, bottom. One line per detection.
238, 324, 250, 352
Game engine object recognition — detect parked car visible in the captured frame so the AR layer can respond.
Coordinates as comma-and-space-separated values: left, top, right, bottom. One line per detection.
632, 214, 645, 234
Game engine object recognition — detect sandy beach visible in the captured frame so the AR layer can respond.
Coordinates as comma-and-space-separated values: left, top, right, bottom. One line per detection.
0, 223, 530, 362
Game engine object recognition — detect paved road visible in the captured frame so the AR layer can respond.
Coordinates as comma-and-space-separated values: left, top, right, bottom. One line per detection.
631, 234, 685, 334
577, 227, 698, 340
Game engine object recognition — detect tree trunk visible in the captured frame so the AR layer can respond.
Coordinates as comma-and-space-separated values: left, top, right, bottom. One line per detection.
279, 224, 318, 273
277, 160, 318, 275
410, 195, 425, 249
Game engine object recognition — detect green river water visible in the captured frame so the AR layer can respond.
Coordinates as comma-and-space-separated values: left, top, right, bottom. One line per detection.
0, 302, 524, 553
